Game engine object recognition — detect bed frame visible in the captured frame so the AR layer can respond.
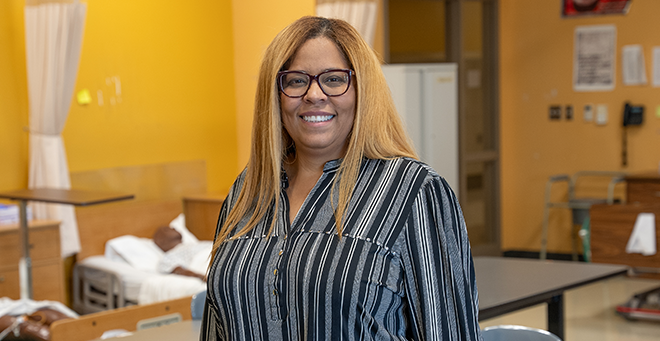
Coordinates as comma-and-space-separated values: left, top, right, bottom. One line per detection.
51, 295, 193, 341
70, 160, 208, 313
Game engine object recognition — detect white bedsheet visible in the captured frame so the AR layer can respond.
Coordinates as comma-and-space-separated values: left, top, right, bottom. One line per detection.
79, 255, 152, 301
137, 241, 211, 305
137, 274, 206, 305
80, 215, 211, 306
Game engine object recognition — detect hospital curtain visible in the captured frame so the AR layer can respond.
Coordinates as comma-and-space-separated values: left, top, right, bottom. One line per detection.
24, 2, 87, 257
316, 0, 378, 47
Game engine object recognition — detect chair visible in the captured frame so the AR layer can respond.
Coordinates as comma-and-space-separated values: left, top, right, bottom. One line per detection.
482, 325, 562, 341
541, 171, 626, 260
190, 289, 207, 320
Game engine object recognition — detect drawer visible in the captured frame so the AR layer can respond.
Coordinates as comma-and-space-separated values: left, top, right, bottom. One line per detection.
0, 267, 20, 299
0, 261, 64, 302
627, 181, 660, 204
0, 225, 61, 267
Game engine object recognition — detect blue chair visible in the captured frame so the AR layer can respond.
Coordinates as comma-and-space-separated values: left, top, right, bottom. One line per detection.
190, 290, 207, 320
482, 325, 562, 341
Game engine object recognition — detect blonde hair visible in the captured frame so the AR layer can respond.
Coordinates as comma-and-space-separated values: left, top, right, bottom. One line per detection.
212, 16, 417, 251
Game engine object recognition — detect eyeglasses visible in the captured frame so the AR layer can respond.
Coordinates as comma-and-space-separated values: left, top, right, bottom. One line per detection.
277, 69, 354, 98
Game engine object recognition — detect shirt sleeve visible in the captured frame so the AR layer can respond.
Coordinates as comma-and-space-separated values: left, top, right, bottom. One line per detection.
400, 175, 482, 341
199, 299, 224, 341
200, 178, 238, 341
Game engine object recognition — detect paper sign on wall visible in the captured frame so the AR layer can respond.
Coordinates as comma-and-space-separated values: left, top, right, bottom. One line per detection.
573, 25, 616, 92
622, 45, 647, 86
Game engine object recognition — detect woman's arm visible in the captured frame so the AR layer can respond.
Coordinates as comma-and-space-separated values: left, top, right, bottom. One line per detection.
401, 176, 482, 341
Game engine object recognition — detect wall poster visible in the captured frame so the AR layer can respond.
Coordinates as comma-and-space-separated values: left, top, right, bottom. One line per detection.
563, 0, 632, 17
573, 25, 617, 92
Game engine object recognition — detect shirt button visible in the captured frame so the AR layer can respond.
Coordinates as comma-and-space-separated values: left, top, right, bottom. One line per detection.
273, 269, 278, 275
278, 250, 284, 256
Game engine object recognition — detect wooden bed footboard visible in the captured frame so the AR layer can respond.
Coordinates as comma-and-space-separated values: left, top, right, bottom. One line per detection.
50, 295, 193, 341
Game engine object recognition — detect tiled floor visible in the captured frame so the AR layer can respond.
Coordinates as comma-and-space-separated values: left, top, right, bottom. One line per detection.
479, 275, 660, 340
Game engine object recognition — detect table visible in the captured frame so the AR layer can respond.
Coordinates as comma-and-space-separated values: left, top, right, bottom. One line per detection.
475, 256, 629, 340
0, 188, 133, 299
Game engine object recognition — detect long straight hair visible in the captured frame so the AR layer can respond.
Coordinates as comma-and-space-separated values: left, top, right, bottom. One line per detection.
212, 16, 417, 254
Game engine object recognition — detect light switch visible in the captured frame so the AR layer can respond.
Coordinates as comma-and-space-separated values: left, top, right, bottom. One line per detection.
583, 104, 593, 122
596, 104, 608, 125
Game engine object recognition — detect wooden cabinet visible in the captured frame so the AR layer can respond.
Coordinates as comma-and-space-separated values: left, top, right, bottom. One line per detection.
182, 193, 225, 240
626, 171, 660, 204
591, 203, 660, 268
0, 220, 65, 302
591, 171, 660, 273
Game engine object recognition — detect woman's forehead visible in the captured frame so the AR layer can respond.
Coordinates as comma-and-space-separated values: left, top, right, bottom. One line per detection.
286, 37, 349, 72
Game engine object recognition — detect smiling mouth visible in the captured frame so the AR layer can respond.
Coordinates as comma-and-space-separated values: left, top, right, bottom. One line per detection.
302, 115, 334, 123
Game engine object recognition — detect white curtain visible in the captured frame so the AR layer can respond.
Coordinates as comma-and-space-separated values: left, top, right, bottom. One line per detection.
24, 3, 87, 257
316, 1, 378, 47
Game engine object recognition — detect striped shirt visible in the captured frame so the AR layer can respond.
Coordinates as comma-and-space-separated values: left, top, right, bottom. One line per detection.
200, 158, 482, 341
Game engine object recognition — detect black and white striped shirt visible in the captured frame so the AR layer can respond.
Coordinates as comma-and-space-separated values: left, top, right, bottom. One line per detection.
200, 158, 482, 341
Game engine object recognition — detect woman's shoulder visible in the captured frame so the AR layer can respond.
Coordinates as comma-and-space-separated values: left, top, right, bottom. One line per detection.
370, 157, 454, 195
369, 157, 443, 181
223, 169, 248, 204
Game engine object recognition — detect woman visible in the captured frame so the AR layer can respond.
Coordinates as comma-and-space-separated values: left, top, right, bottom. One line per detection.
201, 16, 482, 341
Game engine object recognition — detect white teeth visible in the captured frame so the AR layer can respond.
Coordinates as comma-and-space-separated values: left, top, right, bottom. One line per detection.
302, 115, 333, 123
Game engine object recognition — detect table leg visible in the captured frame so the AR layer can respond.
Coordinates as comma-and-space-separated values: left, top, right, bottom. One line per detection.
18, 200, 33, 299
547, 294, 564, 340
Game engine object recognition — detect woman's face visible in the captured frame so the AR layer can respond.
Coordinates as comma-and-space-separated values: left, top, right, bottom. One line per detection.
280, 37, 356, 161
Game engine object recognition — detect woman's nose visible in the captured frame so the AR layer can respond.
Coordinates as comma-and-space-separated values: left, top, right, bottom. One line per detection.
304, 80, 327, 102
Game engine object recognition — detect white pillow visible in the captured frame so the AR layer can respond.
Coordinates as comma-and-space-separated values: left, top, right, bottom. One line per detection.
105, 235, 164, 273
169, 213, 199, 244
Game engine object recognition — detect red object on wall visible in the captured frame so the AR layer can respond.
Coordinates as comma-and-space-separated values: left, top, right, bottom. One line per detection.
562, 0, 632, 17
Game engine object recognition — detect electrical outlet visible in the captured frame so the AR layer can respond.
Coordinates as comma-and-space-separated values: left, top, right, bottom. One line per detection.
549, 105, 561, 120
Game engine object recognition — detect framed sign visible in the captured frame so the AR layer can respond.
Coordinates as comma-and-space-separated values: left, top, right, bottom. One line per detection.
563, 0, 632, 17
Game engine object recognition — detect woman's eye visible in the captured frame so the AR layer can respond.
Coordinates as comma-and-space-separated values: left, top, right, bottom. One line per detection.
322, 74, 347, 87
286, 77, 308, 88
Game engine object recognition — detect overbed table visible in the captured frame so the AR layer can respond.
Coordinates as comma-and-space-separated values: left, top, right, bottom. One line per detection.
475, 256, 629, 340
0, 188, 133, 299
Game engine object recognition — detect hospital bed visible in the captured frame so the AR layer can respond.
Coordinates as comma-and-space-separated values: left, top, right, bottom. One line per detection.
71, 199, 211, 314
67, 160, 220, 314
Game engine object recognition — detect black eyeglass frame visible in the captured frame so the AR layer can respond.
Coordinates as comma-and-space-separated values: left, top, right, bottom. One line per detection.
277, 69, 354, 98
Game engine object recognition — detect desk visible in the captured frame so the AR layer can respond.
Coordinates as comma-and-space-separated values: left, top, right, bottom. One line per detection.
475, 257, 628, 340
0, 188, 133, 299
92, 320, 201, 341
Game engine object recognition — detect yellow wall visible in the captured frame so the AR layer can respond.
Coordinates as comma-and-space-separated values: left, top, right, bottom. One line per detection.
232, 0, 315, 170
1, 0, 317, 198
0, 1, 30, 194
501, 0, 660, 253
65, 1, 237, 193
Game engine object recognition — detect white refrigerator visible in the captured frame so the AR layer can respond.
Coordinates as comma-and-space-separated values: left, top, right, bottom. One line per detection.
381, 63, 459, 193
